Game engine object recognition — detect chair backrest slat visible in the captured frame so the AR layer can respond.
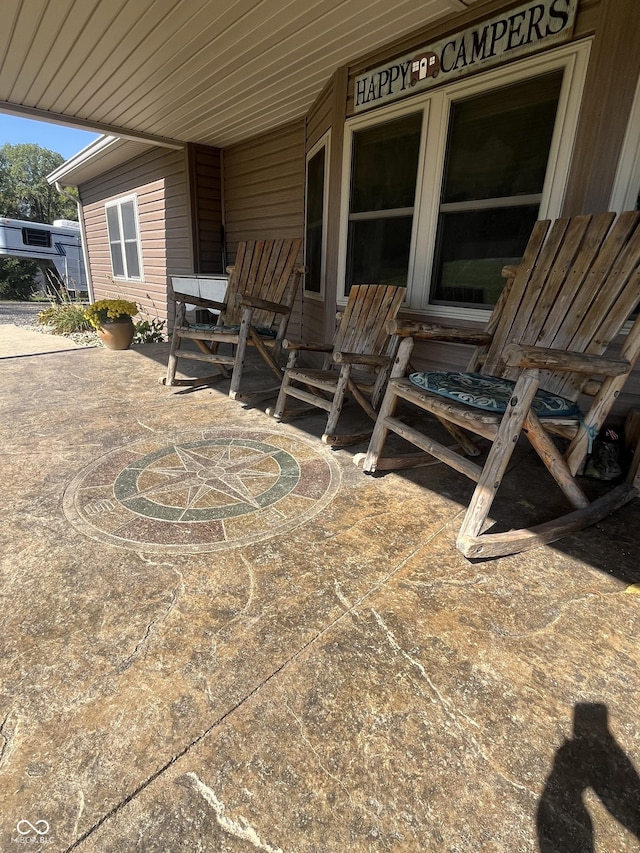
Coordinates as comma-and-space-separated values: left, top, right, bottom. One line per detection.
482, 211, 640, 399
333, 284, 405, 359
224, 238, 302, 327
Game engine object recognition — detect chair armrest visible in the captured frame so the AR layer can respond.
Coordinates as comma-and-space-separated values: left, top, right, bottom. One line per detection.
333, 351, 391, 367
503, 343, 631, 376
240, 295, 291, 314
282, 339, 333, 352
172, 291, 226, 312
386, 318, 494, 346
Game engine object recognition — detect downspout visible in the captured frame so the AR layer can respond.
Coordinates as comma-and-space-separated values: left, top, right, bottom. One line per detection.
55, 181, 94, 303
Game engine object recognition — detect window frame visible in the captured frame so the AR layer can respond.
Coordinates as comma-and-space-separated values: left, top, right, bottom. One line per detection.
337, 39, 591, 320
610, 73, 640, 213
105, 194, 143, 282
304, 132, 330, 299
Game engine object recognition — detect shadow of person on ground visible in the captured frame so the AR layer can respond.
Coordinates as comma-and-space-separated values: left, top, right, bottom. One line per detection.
537, 702, 640, 852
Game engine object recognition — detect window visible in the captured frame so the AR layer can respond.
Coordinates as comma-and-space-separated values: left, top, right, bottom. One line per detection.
338, 41, 590, 317
431, 72, 563, 308
611, 74, 640, 213
345, 112, 422, 293
105, 196, 142, 280
22, 227, 51, 248
305, 138, 328, 295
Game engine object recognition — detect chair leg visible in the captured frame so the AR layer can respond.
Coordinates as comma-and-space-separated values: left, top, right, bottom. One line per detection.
523, 412, 590, 509
457, 371, 540, 555
228, 312, 250, 400
322, 365, 350, 443
362, 381, 400, 472
164, 302, 185, 386
266, 351, 299, 419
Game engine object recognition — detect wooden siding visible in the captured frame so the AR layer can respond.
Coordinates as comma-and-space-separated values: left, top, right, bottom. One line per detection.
562, 0, 640, 214
79, 147, 192, 325
187, 143, 224, 274
223, 119, 305, 337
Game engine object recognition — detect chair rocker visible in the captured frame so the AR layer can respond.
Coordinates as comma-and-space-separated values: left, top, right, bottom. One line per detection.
267, 283, 405, 446
164, 238, 304, 401
362, 212, 640, 559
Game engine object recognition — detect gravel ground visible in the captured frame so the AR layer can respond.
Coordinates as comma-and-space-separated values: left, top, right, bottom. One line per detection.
0, 300, 102, 346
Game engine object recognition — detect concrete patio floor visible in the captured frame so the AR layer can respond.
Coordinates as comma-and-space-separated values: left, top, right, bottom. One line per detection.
1, 326, 640, 852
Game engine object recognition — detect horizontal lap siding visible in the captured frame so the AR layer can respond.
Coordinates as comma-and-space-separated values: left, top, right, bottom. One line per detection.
223, 119, 305, 336
79, 148, 192, 325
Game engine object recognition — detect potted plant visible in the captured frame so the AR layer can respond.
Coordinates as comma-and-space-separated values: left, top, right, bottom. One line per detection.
85, 298, 138, 350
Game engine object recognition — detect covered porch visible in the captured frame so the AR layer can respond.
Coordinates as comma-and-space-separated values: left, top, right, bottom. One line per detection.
1, 331, 639, 850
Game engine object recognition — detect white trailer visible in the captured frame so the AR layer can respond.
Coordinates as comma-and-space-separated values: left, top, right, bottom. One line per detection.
0, 217, 88, 295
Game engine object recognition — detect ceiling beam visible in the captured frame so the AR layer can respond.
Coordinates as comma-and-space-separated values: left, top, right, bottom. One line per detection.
0, 100, 184, 150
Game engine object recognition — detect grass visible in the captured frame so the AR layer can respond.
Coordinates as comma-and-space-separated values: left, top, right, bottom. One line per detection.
37, 302, 93, 335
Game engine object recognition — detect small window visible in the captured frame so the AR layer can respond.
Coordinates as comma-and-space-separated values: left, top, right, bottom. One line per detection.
105, 196, 142, 280
22, 227, 51, 248
305, 140, 328, 295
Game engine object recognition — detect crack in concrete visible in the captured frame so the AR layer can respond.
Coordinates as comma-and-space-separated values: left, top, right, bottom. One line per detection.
183, 772, 284, 852
63, 517, 459, 850
118, 564, 184, 672
0, 710, 17, 769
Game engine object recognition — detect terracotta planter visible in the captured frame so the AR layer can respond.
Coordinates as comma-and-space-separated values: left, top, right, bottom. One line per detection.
97, 316, 135, 350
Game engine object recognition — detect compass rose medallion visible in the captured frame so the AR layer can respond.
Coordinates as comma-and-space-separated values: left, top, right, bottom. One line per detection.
64, 430, 340, 554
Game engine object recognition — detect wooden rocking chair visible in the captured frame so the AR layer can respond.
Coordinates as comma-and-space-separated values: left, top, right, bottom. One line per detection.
267, 284, 405, 445
164, 238, 304, 400
362, 212, 640, 559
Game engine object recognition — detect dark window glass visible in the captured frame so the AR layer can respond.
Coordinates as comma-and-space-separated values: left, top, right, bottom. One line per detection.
124, 242, 140, 279
431, 72, 563, 307
346, 113, 422, 293
121, 201, 137, 240
110, 243, 125, 278
351, 113, 422, 212
432, 206, 538, 307
347, 217, 414, 288
305, 147, 325, 293
22, 227, 51, 248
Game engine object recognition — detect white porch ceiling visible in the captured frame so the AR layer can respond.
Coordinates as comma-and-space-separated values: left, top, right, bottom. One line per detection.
0, 0, 482, 150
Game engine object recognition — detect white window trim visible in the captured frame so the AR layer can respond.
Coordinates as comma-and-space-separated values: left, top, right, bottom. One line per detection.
304, 131, 330, 300
337, 38, 591, 321
610, 73, 640, 213
105, 194, 143, 282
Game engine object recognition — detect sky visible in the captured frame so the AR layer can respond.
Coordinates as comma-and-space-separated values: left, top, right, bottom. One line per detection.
0, 113, 100, 161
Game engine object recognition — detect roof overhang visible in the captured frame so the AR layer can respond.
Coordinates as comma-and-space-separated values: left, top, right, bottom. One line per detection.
47, 135, 167, 187
2, 0, 486, 153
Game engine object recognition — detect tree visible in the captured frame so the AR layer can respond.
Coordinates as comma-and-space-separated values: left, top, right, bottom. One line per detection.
0, 143, 78, 299
0, 143, 77, 222
0, 257, 40, 300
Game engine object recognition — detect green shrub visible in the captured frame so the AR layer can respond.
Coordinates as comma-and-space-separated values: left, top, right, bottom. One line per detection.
38, 302, 93, 335
133, 317, 166, 344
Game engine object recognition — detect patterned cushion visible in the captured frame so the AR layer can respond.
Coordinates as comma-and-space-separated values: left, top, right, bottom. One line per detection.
408, 371, 581, 418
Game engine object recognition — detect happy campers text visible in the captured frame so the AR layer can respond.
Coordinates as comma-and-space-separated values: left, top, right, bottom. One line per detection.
354, 0, 577, 112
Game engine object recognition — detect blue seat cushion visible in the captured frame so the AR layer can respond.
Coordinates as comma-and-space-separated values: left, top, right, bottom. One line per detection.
190, 323, 277, 338
408, 371, 581, 418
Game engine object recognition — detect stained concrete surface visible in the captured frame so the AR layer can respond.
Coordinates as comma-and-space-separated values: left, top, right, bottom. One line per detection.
1, 325, 640, 852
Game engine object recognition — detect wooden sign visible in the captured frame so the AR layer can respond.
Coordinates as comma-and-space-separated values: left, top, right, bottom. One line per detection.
354, 0, 578, 113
